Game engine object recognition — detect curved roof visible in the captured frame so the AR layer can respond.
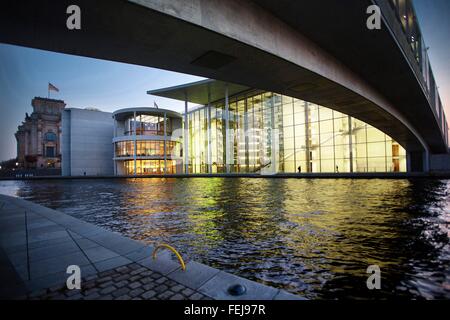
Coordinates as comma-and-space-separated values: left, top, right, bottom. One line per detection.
113, 107, 182, 120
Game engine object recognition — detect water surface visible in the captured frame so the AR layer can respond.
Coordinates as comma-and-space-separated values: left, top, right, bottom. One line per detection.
1, 178, 449, 299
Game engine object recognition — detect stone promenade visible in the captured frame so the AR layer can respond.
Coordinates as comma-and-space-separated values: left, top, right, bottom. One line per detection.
0, 194, 303, 300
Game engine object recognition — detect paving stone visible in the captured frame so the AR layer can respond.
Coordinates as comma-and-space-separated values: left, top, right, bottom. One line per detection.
181, 288, 194, 296
128, 281, 142, 290
154, 284, 169, 293
129, 275, 141, 282
141, 290, 157, 299
97, 276, 112, 284
114, 280, 128, 288
169, 293, 186, 300
67, 293, 84, 300
99, 286, 116, 295
130, 267, 146, 275
112, 287, 131, 298
65, 289, 82, 297
142, 283, 156, 291
190, 293, 205, 300
171, 284, 185, 293
99, 280, 115, 288
157, 291, 174, 300
84, 292, 101, 300
116, 266, 130, 273
115, 274, 131, 282
129, 288, 144, 297
98, 270, 116, 278
155, 277, 167, 284
139, 277, 153, 285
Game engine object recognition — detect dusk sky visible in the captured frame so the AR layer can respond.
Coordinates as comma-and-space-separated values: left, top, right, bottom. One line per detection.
0, 0, 449, 162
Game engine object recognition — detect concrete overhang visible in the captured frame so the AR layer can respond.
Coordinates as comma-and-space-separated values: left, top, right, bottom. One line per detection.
0, 0, 446, 154
113, 107, 182, 120
147, 79, 251, 105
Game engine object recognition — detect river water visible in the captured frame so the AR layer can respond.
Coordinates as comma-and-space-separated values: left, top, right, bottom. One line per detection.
0, 178, 449, 299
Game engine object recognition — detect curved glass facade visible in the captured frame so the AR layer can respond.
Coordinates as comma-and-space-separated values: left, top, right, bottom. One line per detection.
187, 91, 406, 173
123, 159, 178, 174
113, 108, 183, 175
115, 140, 180, 157
124, 114, 172, 136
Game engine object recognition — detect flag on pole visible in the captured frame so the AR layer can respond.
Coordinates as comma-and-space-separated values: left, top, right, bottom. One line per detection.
48, 82, 59, 98
48, 83, 59, 92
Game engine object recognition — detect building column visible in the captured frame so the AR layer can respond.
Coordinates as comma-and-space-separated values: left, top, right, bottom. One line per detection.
244, 96, 249, 172
225, 84, 230, 173
270, 94, 276, 174
348, 115, 353, 173
133, 111, 137, 176
164, 112, 167, 174
184, 91, 189, 174
207, 85, 212, 174
423, 150, 430, 172
113, 115, 117, 176
304, 101, 310, 172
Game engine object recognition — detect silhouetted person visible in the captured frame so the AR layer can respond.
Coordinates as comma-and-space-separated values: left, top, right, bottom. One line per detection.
83, 171, 86, 176
335, 165, 339, 173
298, 165, 301, 173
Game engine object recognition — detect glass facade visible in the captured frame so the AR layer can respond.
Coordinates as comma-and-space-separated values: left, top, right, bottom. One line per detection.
124, 114, 172, 136
123, 159, 178, 175
113, 109, 183, 175
115, 141, 179, 158
187, 91, 406, 174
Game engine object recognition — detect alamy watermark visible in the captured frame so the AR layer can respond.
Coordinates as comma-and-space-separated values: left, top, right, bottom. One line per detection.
366, 5, 381, 30
66, 5, 81, 30
66, 265, 81, 290
366, 265, 381, 290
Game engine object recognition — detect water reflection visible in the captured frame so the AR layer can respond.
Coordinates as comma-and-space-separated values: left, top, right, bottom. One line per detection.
0, 178, 448, 299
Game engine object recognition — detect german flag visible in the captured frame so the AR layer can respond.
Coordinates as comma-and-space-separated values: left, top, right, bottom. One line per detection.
48, 83, 59, 92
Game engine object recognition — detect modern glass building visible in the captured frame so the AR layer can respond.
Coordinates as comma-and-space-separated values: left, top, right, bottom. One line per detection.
185, 90, 406, 174
112, 108, 183, 175
146, 80, 407, 175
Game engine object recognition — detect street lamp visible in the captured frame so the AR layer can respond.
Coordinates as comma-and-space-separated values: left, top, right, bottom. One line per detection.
15, 162, 19, 167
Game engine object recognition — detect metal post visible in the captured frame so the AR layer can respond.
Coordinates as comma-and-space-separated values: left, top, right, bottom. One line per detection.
207, 85, 212, 174
133, 111, 137, 176
164, 112, 167, 174
348, 115, 353, 173
304, 101, 310, 172
225, 84, 230, 173
184, 91, 189, 174
113, 115, 117, 176
270, 94, 276, 174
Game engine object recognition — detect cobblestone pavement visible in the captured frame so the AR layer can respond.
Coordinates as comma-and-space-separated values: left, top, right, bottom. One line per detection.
29, 262, 212, 300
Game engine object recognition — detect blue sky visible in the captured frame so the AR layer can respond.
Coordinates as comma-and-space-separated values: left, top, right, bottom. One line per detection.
0, 0, 449, 162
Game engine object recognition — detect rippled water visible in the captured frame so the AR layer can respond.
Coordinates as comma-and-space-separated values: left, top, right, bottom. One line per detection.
1, 178, 449, 299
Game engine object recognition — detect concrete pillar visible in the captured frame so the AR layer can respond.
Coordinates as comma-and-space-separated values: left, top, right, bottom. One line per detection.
304, 101, 310, 172
184, 91, 189, 174
270, 94, 276, 174
225, 84, 230, 173
423, 150, 430, 172
113, 115, 117, 176
164, 112, 167, 174
348, 115, 353, 173
207, 85, 212, 174
133, 111, 137, 176
244, 96, 249, 172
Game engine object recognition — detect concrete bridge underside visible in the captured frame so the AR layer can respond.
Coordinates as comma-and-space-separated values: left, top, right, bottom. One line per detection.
0, 0, 447, 171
